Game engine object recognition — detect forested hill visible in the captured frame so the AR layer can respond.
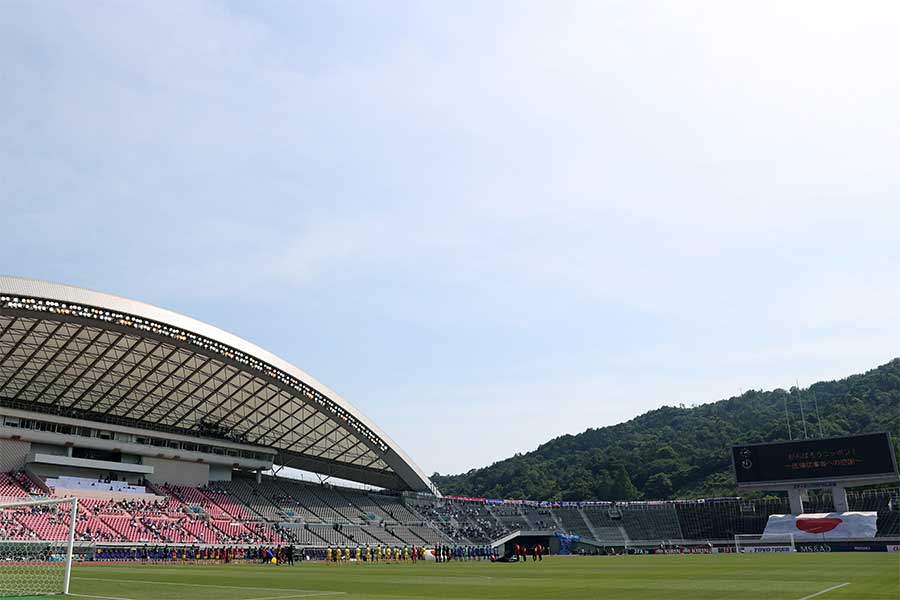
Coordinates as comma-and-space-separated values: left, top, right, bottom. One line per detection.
431, 360, 900, 501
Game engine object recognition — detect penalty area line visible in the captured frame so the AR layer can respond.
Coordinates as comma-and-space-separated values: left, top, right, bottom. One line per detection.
68, 593, 136, 600
72, 577, 344, 596
240, 594, 346, 600
798, 582, 850, 600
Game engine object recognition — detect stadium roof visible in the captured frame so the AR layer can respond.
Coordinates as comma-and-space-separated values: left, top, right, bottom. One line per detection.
0, 276, 436, 493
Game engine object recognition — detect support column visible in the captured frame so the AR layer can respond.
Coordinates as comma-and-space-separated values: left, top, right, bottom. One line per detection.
256, 469, 262, 484
788, 488, 805, 514
832, 486, 849, 512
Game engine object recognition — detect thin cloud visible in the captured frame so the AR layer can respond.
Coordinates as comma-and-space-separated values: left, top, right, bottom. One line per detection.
1, 1, 898, 475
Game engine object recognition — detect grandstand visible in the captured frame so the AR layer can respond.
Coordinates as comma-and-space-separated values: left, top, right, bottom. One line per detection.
10, 466, 898, 549
1, 276, 898, 572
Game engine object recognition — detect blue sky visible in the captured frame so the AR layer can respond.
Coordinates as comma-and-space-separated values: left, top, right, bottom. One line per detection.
2, 1, 899, 476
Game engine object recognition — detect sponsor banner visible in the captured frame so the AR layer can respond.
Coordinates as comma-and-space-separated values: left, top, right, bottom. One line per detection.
791, 482, 838, 489
749, 546, 794, 553
763, 511, 877, 540
652, 548, 713, 555
887, 545, 900, 553
629, 546, 735, 555
797, 543, 888, 553
445, 495, 487, 503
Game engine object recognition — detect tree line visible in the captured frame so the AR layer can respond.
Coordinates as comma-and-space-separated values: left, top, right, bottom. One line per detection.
432, 359, 900, 501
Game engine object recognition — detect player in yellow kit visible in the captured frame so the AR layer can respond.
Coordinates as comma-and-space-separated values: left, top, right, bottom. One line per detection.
325, 546, 332, 563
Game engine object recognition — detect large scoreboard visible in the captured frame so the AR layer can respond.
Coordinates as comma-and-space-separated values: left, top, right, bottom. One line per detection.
733, 432, 899, 487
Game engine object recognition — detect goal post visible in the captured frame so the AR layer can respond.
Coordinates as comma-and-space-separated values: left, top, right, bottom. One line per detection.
0, 496, 78, 597
734, 533, 795, 554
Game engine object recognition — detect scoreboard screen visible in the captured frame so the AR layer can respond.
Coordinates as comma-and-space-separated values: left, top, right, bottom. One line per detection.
733, 432, 898, 486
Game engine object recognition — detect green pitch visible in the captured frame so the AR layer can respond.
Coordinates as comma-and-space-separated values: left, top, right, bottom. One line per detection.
59, 554, 899, 600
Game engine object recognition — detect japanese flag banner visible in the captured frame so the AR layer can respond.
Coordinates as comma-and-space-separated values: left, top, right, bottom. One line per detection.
763, 512, 878, 540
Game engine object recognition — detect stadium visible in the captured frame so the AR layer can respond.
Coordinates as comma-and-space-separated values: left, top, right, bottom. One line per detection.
1, 276, 898, 600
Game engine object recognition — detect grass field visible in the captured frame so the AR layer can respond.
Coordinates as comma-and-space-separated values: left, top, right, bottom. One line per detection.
44, 554, 899, 600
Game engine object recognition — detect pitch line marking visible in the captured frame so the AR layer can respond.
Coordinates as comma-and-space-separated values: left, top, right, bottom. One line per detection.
72, 577, 344, 596
798, 582, 850, 600
68, 593, 136, 600
240, 594, 346, 600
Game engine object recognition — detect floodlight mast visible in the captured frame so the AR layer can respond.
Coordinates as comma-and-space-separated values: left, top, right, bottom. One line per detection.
797, 380, 808, 439
783, 394, 792, 440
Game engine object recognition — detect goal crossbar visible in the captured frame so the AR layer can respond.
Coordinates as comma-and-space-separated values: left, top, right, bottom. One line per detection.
0, 496, 78, 509
734, 533, 796, 553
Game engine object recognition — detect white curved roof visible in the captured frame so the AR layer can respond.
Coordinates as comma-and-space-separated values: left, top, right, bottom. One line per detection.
0, 276, 436, 493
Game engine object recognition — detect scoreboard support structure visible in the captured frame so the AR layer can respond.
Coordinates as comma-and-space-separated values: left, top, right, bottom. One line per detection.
785, 484, 847, 514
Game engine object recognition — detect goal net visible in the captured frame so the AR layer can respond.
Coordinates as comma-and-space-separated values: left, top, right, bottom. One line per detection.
734, 533, 796, 554
0, 497, 77, 597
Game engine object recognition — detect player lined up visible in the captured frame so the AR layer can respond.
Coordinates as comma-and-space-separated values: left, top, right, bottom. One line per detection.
433, 544, 497, 562
325, 544, 423, 563
323, 544, 499, 563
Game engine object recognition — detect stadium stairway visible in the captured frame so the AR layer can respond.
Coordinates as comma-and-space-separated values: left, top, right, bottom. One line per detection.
577, 507, 602, 540
279, 480, 348, 523
581, 506, 629, 543
554, 507, 592, 539
372, 494, 423, 524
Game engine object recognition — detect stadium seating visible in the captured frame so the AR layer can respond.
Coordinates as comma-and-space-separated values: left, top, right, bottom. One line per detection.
162, 485, 231, 520
555, 507, 593, 539
200, 486, 255, 521
405, 525, 447, 545
75, 515, 120, 542
616, 504, 684, 541
404, 498, 509, 543
278, 481, 347, 523
305, 486, 366, 523
338, 525, 389, 546
0, 471, 30, 498
0, 510, 33, 540
372, 494, 423, 524
4, 470, 898, 548
580, 507, 627, 542
520, 506, 555, 529
15, 510, 70, 540
876, 510, 899, 536
381, 525, 427, 545
280, 523, 328, 545
343, 492, 397, 524
306, 524, 351, 545
488, 504, 531, 530
849, 488, 898, 511
208, 479, 284, 521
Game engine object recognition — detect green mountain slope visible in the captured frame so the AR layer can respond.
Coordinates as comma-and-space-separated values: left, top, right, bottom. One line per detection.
432, 359, 900, 500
